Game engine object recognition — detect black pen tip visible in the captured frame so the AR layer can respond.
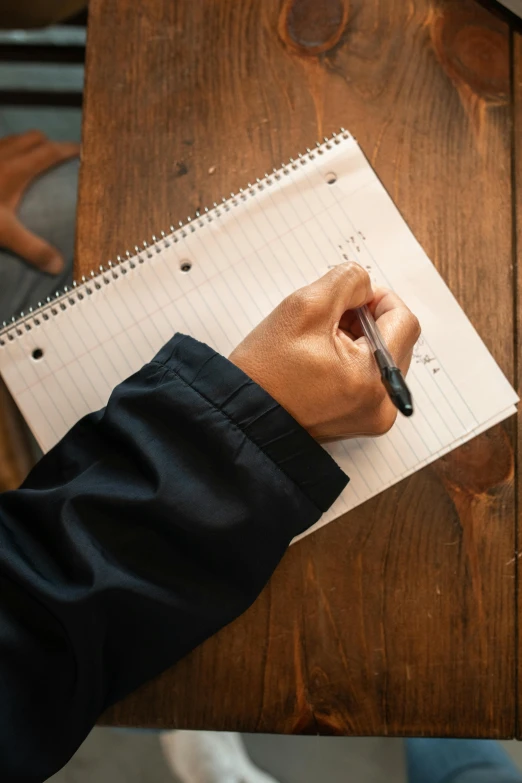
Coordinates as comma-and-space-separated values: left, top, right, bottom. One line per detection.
400, 402, 414, 417
381, 367, 414, 418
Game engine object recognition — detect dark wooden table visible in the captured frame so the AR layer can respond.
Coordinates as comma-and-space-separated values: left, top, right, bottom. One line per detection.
77, 0, 522, 737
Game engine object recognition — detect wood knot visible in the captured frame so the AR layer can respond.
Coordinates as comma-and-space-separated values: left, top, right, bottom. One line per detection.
430, 4, 509, 102
278, 0, 349, 56
436, 426, 514, 497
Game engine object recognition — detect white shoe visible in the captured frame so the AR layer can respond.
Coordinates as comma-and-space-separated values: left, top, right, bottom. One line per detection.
160, 730, 280, 783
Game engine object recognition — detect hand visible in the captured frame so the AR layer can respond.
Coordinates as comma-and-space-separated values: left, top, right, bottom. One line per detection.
0, 131, 80, 274
229, 263, 421, 441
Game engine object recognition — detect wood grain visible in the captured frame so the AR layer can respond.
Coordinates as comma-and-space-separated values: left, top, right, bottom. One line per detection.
514, 27, 522, 740
78, 0, 516, 735
0, 378, 34, 492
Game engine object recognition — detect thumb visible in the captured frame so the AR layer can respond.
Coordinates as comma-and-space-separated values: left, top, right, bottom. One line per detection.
306, 263, 373, 321
1, 213, 64, 275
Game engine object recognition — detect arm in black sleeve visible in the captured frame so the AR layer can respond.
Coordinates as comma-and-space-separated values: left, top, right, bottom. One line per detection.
0, 334, 347, 782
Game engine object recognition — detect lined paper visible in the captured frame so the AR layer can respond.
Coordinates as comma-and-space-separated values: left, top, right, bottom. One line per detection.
0, 132, 517, 539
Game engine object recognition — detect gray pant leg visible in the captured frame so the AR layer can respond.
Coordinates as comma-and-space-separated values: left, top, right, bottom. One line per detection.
0, 158, 78, 324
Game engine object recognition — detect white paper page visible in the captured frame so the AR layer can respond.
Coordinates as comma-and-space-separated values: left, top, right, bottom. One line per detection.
0, 132, 517, 536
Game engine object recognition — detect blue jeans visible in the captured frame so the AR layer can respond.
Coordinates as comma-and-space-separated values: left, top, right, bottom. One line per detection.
406, 740, 522, 783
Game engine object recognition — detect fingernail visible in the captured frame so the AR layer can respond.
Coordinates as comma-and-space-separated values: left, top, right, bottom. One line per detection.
43, 254, 64, 275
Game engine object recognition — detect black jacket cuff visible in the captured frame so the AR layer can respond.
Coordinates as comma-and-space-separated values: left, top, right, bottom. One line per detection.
153, 334, 348, 515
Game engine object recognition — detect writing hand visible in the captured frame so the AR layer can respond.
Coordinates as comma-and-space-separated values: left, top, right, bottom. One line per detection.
229, 264, 420, 441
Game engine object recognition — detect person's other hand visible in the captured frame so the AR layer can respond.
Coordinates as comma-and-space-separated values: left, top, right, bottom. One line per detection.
229, 263, 421, 441
0, 131, 80, 275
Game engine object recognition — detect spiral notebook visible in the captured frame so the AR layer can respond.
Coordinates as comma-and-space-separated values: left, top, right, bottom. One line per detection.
0, 131, 517, 539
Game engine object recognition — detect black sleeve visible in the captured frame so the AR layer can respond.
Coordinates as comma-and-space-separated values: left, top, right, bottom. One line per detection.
0, 334, 347, 782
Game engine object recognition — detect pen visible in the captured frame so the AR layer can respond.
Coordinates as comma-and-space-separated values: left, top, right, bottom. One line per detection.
356, 304, 414, 417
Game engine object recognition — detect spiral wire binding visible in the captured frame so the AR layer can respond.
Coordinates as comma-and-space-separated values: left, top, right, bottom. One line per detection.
0, 129, 350, 348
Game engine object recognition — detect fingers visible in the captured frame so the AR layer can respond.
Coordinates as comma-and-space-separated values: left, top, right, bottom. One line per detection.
0, 212, 64, 274
52, 141, 81, 160
399, 347, 414, 376
16, 140, 80, 180
373, 290, 420, 365
0, 135, 80, 210
301, 263, 373, 320
356, 288, 420, 367
338, 308, 362, 337
0, 130, 47, 160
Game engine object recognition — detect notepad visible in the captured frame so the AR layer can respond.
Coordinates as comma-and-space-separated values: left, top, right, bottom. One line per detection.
0, 131, 517, 539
